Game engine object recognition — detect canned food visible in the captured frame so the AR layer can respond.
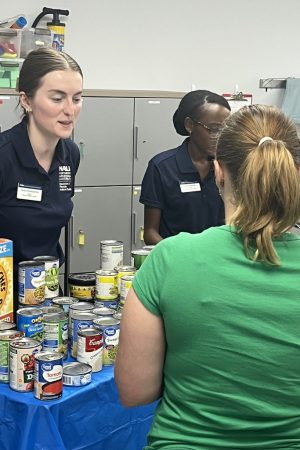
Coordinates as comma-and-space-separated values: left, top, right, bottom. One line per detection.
18, 260, 45, 305
100, 240, 123, 270
0, 322, 16, 331
52, 296, 79, 315
33, 256, 59, 299
119, 274, 135, 306
39, 306, 62, 315
0, 329, 24, 383
63, 362, 92, 386
94, 299, 119, 310
16, 307, 44, 341
68, 273, 96, 301
115, 265, 136, 294
93, 317, 120, 366
95, 270, 118, 300
113, 311, 123, 321
71, 311, 97, 358
68, 302, 95, 338
9, 337, 42, 392
43, 312, 68, 359
34, 351, 63, 400
131, 249, 150, 269
92, 307, 116, 318
77, 327, 103, 372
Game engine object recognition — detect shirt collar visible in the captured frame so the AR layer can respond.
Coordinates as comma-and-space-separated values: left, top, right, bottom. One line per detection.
175, 138, 214, 179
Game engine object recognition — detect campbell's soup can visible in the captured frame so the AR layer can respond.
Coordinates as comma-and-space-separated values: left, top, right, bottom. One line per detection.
100, 240, 123, 270
68, 273, 96, 301
71, 311, 97, 358
95, 270, 118, 300
9, 337, 42, 392
33, 256, 59, 299
16, 307, 44, 342
93, 317, 120, 366
18, 261, 45, 305
34, 351, 63, 400
115, 265, 136, 294
77, 327, 103, 372
43, 312, 68, 359
0, 329, 24, 383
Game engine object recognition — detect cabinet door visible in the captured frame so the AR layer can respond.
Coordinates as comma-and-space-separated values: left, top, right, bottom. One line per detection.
133, 98, 183, 185
131, 185, 145, 251
73, 97, 134, 186
69, 186, 132, 273
0, 95, 20, 132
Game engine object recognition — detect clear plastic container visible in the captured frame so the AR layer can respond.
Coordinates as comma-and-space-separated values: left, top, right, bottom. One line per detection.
0, 29, 21, 59
20, 28, 52, 58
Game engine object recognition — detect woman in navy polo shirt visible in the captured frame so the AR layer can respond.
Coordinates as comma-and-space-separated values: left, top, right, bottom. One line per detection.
0, 47, 83, 311
140, 90, 231, 244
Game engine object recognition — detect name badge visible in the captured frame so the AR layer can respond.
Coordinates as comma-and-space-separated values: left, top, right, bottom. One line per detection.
17, 183, 42, 202
179, 182, 201, 193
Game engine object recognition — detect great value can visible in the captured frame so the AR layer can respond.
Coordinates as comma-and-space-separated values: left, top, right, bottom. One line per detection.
100, 240, 123, 270
94, 299, 119, 310
9, 337, 42, 392
93, 317, 120, 366
68, 302, 95, 339
33, 256, 59, 299
63, 362, 92, 386
52, 296, 79, 315
68, 273, 96, 301
92, 307, 116, 318
18, 261, 45, 305
16, 307, 44, 342
115, 265, 136, 294
95, 269, 118, 300
77, 327, 103, 372
43, 312, 68, 359
0, 329, 24, 383
71, 311, 97, 358
34, 351, 63, 400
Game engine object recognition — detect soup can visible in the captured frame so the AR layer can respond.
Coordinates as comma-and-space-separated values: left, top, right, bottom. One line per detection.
115, 265, 136, 294
71, 311, 97, 358
9, 337, 42, 392
34, 351, 63, 400
95, 269, 118, 300
130, 249, 150, 269
68, 272, 96, 301
52, 296, 79, 315
16, 307, 44, 342
63, 362, 92, 386
0, 329, 24, 383
93, 317, 120, 366
33, 256, 59, 299
100, 240, 123, 270
18, 261, 45, 305
43, 312, 68, 359
77, 327, 103, 372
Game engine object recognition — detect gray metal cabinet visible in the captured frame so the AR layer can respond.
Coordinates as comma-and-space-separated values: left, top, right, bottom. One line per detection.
73, 97, 134, 186
131, 185, 144, 250
0, 94, 20, 132
133, 98, 182, 185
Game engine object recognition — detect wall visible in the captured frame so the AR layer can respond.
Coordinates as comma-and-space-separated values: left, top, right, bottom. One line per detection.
1, 1, 299, 105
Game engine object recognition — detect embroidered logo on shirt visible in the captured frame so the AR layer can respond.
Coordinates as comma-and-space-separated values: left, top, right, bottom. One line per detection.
59, 165, 72, 192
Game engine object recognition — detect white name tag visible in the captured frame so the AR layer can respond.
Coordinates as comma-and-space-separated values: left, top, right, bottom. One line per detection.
180, 182, 201, 193
17, 183, 42, 202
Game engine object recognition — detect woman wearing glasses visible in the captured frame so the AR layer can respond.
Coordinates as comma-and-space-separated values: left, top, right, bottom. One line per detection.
140, 90, 231, 245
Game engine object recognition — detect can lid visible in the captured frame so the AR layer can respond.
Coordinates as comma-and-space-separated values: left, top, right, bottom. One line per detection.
52, 296, 79, 305
63, 361, 92, 375
93, 317, 120, 326
17, 307, 43, 316
35, 351, 64, 361
33, 255, 58, 262
115, 266, 136, 273
0, 330, 24, 340
68, 272, 96, 286
77, 327, 101, 337
43, 312, 67, 321
18, 260, 45, 268
100, 240, 123, 245
131, 249, 150, 256
0, 322, 16, 331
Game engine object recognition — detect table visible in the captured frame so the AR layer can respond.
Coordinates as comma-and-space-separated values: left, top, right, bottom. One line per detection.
0, 365, 157, 450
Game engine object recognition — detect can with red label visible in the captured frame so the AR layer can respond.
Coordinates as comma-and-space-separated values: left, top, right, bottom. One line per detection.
9, 337, 42, 392
34, 351, 63, 400
77, 327, 103, 372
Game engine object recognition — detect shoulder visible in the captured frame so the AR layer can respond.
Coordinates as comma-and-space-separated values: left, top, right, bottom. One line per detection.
149, 142, 183, 167
0, 122, 21, 150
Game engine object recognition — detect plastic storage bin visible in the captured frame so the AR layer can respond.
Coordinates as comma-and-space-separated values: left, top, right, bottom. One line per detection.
0, 60, 20, 88
20, 28, 52, 58
0, 29, 21, 59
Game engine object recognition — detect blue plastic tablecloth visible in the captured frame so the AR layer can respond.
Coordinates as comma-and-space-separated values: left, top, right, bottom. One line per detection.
0, 366, 156, 450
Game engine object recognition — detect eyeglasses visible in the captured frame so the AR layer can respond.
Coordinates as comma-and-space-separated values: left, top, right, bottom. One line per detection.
189, 117, 222, 134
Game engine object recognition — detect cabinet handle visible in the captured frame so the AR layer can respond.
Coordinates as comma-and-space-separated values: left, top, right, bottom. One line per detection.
70, 215, 74, 248
132, 212, 137, 245
133, 125, 139, 159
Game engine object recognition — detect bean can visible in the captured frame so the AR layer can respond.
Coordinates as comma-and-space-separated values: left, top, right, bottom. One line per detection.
43, 312, 68, 359
33, 256, 59, 299
77, 327, 103, 372
100, 240, 123, 270
93, 317, 120, 366
95, 269, 118, 300
63, 362, 92, 386
16, 307, 44, 342
0, 329, 24, 383
18, 260, 45, 305
9, 337, 42, 392
34, 351, 63, 400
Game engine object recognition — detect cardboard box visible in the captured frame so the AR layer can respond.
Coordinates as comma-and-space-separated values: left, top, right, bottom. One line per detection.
0, 238, 13, 322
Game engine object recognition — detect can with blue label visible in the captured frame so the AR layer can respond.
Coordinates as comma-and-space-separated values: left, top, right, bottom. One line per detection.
18, 261, 45, 305
71, 311, 97, 358
92, 317, 120, 366
16, 307, 44, 342
94, 299, 119, 310
43, 312, 68, 359
34, 351, 63, 400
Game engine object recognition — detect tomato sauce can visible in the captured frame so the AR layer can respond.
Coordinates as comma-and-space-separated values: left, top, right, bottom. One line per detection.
33, 256, 59, 299
71, 311, 97, 358
77, 327, 103, 372
18, 261, 45, 305
9, 337, 42, 392
95, 269, 118, 300
43, 312, 68, 359
34, 351, 63, 400
16, 307, 44, 342
68, 273, 96, 301
100, 240, 123, 270
0, 329, 24, 383
92, 317, 120, 366
63, 362, 92, 386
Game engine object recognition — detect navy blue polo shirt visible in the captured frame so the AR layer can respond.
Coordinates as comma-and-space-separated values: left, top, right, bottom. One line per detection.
0, 119, 80, 265
140, 139, 224, 238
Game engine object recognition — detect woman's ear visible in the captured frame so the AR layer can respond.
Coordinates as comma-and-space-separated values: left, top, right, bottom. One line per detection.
19, 92, 31, 113
214, 160, 224, 187
184, 117, 193, 135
